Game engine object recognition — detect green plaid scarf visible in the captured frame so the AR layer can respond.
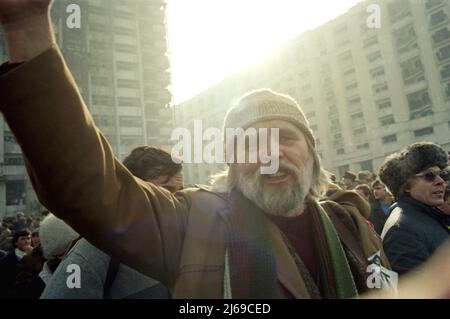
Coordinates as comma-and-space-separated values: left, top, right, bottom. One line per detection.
225, 190, 358, 298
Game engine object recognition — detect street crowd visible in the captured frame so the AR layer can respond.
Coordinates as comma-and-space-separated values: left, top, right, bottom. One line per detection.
0, 0, 450, 299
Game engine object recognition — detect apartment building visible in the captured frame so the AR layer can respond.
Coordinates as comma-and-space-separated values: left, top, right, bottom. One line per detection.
175, 0, 450, 185
0, 0, 173, 217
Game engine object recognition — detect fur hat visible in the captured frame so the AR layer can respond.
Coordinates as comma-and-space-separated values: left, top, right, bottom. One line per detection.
39, 214, 79, 259
379, 142, 448, 199
223, 89, 315, 146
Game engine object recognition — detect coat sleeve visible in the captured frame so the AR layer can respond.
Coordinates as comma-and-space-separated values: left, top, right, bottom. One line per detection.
382, 227, 429, 275
0, 46, 188, 287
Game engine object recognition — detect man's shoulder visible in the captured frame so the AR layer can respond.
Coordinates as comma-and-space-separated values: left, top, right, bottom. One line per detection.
178, 184, 228, 206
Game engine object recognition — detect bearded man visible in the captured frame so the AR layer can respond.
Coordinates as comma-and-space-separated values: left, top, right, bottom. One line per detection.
0, 0, 389, 298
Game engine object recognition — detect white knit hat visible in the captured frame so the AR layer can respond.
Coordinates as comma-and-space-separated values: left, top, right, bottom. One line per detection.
223, 88, 315, 146
39, 213, 79, 259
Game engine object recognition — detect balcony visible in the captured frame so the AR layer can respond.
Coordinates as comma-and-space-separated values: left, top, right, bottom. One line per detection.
432, 27, 450, 46
429, 10, 449, 30
426, 0, 446, 11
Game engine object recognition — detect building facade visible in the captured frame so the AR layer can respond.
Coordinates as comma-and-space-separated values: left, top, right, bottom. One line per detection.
0, 0, 173, 217
175, 0, 450, 186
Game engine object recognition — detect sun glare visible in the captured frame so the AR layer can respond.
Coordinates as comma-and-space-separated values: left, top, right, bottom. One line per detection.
167, 0, 361, 104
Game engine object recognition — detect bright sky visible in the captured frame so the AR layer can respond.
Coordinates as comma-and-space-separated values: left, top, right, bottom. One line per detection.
167, 0, 361, 104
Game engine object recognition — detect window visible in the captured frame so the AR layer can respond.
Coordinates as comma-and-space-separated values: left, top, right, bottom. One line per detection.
91, 76, 110, 86
348, 97, 361, 105
119, 116, 142, 127
363, 36, 378, 48
346, 82, 358, 91
353, 128, 366, 135
117, 79, 139, 89
430, 10, 448, 27
382, 134, 397, 144
393, 25, 417, 54
6, 180, 25, 206
367, 51, 382, 63
401, 57, 424, 85
414, 126, 434, 137
351, 112, 364, 120
92, 95, 114, 106
357, 143, 370, 150
436, 44, 450, 61
118, 97, 140, 107
377, 99, 392, 110
337, 148, 345, 155
370, 68, 385, 80
388, 0, 411, 22
359, 160, 373, 171
441, 64, 450, 80
426, 0, 445, 10
407, 90, 433, 119
380, 115, 395, 126
334, 133, 342, 140
373, 83, 389, 94
432, 27, 450, 45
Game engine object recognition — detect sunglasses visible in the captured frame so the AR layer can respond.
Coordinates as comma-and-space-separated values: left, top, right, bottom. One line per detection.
415, 169, 450, 182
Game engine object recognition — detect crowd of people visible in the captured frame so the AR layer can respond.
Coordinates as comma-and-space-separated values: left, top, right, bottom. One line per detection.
0, 0, 449, 299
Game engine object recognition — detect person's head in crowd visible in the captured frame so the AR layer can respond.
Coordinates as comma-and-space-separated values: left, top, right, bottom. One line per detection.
12, 229, 31, 253
358, 170, 373, 185
17, 245, 45, 275
31, 230, 40, 248
438, 185, 450, 215
123, 146, 184, 193
215, 89, 329, 216
39, 214, 79, 260
371, 179, 393, 203
15, 212, 25, 222
379, 142, 449, 206
355, 184, 371, 202
328, 172, 336, 184
342, 171, 357, 189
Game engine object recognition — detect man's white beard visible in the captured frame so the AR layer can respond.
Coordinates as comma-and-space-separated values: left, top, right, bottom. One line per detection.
237, 159, 314, 217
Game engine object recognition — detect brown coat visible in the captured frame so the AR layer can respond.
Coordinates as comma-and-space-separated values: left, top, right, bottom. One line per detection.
0, 47, 389, 298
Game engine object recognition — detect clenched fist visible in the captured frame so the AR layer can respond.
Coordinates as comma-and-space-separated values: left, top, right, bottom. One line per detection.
0, 0, 52, 25
0, 0, 54, 62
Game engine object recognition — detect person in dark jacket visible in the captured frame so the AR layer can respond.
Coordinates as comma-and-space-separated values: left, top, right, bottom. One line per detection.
379, 142, 450, 275
0, 230, 32, 298
368, 179, 393, 235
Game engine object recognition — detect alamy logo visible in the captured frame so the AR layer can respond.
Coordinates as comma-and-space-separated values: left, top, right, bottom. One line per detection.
366, 251, 398, 295
66, 264, 81, 289
366, 4, 381, 29
66, 4, 81, 29
171, 120, 280, 174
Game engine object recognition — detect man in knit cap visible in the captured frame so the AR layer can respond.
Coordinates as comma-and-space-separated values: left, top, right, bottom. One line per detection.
379, 142, 450, 275
0, 0, 391, 298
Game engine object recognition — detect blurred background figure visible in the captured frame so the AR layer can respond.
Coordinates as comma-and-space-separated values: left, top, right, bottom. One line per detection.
369, 179, 394, 235
342, 171, 358, 190
31, 230, 40, 248
0, 229, 32, 298
355, 184, 372, 202
41, 146, 182, 299
358, 170, 374, 186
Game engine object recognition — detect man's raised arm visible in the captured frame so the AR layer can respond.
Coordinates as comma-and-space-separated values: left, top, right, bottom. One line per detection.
0, 0, 187, 286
